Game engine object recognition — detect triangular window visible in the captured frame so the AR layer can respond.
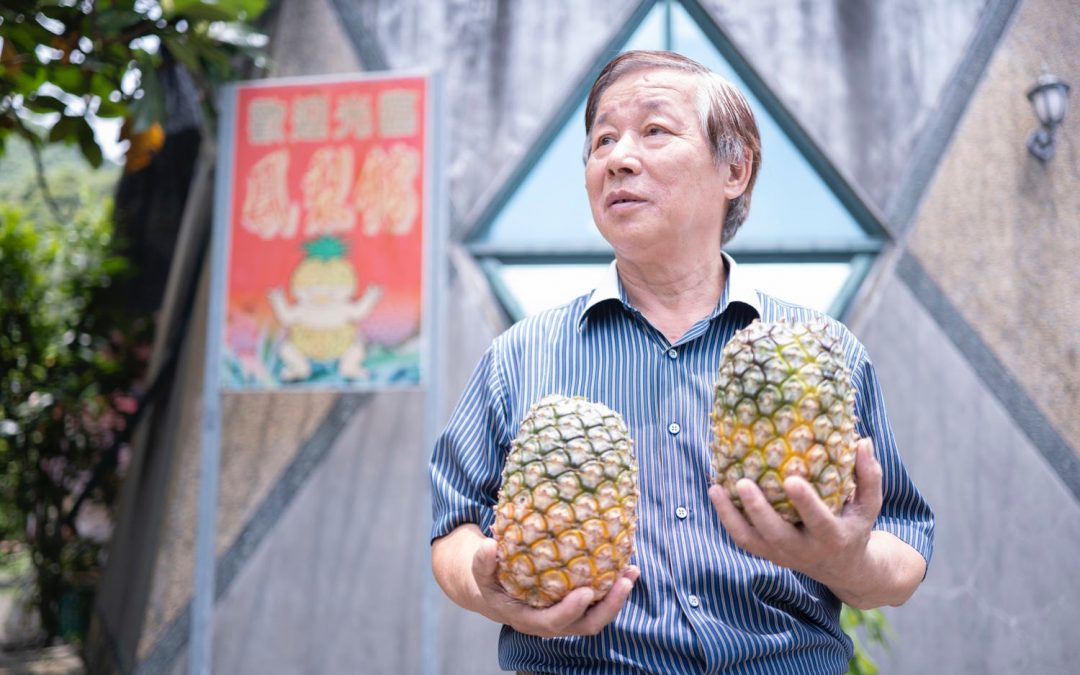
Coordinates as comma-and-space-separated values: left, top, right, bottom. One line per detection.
467, 0, 886, 320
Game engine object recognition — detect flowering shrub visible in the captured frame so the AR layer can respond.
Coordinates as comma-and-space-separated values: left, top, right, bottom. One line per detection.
0, 198, 150, 642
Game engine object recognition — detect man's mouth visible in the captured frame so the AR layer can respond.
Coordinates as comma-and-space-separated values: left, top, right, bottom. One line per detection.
606, 191, 646, 208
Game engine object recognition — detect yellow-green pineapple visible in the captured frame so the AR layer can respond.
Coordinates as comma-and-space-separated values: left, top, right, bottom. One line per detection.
493, 395, 638, 608
711, 319, 859, 524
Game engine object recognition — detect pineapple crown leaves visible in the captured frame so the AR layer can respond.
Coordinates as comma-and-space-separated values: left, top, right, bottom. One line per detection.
302, 235, 347, 261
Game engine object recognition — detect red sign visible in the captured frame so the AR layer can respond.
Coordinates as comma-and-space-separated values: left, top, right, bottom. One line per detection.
220, 74, 427, 388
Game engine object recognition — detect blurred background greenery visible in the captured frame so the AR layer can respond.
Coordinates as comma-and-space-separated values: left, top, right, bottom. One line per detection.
1, 0, 265, 649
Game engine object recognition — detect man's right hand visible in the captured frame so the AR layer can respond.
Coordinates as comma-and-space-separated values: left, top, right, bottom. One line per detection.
432, 524, 639, 638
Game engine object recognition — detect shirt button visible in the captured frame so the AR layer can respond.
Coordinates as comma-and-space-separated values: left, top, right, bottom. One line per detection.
688, 594, 701, 608
668, 422, 681, 435
667, 348, 678, 359
675, 506, 688, 519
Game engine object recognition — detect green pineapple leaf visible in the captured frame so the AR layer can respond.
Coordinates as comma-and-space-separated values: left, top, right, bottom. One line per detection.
302, 235, 347, 261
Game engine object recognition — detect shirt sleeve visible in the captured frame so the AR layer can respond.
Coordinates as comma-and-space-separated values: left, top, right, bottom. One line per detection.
851, 350, 936, 567
429, 343, 513, 542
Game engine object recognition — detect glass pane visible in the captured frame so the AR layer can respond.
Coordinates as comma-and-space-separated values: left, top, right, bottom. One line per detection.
478, 3, 668, 247
495, 260, 852, 319
481, 1, 869, 248
479, 99, 604, 246
479, 1, 873, 321
738, 262, 853, 314
497, 263, 612, 317
670, 3, 868, 244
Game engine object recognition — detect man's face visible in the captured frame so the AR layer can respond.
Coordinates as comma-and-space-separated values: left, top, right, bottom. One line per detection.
585, 68, 735, 264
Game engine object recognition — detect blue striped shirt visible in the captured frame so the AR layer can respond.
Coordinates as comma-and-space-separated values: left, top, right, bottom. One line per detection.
430, 254, 935, 674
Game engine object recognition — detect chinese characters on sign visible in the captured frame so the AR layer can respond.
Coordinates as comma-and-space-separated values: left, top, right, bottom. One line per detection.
222, 75, 427, 389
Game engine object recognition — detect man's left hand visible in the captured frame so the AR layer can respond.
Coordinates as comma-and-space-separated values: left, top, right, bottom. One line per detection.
708, 438, 882, 593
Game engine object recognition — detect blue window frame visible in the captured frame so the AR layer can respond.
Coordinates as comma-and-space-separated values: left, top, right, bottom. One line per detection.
467, 0, 887, 322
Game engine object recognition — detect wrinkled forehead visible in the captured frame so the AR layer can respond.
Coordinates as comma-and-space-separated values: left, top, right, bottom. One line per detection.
593, 68, 701, 122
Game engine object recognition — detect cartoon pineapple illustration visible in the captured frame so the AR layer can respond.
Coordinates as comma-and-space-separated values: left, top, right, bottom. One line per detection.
268, 236, 382, 381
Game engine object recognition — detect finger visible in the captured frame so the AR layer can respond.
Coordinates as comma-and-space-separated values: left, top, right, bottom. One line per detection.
735, 478, 796, 542
783, 476, 837, 537
529, 586, 594, 634
709, 484, 769, 556
850, 439, 883, 518
567, 575, 635, 636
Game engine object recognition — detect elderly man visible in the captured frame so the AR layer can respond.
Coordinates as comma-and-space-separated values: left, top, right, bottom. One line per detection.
430, 50, 934, 674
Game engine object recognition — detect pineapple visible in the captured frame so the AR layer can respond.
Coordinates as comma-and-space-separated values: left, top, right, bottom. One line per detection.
492, 395, 638, 608
287, 235, 358, 360
711, 319, 859, 524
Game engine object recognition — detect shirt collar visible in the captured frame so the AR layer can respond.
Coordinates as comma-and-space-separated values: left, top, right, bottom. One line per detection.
720, 250, 763, 318
577, 251, 762, 330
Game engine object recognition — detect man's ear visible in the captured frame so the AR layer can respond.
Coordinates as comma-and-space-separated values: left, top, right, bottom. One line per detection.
722, 157, 752, 200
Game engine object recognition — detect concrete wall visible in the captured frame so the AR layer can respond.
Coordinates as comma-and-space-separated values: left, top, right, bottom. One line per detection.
856, 0, 1080, 670
703, 0, 988, 216
861, 274, 1080, 673
906, 0, 1080, 451
91, 0, 1080, 673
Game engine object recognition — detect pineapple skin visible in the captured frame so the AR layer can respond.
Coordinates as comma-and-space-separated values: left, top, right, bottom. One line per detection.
492, 395, 638, 609
711, 319, 859, 524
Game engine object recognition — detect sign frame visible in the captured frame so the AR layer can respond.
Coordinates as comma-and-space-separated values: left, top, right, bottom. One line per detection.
190, 69, 445, 675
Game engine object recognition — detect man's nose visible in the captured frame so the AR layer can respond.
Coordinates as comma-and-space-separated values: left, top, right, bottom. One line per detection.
606, 134, 642, 175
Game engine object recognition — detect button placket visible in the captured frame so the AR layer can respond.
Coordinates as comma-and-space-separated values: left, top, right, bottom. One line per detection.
658, 350, 700, 623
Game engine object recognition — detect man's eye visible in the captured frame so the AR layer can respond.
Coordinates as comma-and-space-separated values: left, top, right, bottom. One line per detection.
597, 135, 615, 146
646, 126, 665, 136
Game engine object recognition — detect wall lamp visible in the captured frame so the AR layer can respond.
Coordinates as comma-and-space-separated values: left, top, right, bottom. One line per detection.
1026, 69, 1070, 162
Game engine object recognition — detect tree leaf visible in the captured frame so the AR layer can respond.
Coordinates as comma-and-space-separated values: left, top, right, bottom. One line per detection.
92, 7, 146, 35
162, 35, 200, 75
13, 64, 48, 93
89, 72, 115, 98
5, 24, 49, 54
167, 3, 235, 23
49, 64, 89, 95
94, 97, 126, 118
97, 0, 138, 11
75, 117, 103, 168
129, 60, 165, 133
37, 3, 80, 25
215, 0, 268, 20
25, 94, 67, 114
47, 115, 78, 143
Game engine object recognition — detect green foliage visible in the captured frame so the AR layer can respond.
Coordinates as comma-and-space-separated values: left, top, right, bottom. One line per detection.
0, 138, 148, 643
842, 605, 895, 675
0, 0, 268, 645
0, 131, 119, 222
0, 0, 267, 169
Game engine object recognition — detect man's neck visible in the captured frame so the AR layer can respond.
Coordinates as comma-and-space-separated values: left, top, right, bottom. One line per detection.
616, 253, 727, 344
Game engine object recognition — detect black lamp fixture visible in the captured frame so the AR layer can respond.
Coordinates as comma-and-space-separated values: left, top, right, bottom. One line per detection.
1026, 67, 1070, 162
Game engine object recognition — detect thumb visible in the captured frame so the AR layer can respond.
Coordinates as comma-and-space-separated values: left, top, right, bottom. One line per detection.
471, 537, 499, 585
